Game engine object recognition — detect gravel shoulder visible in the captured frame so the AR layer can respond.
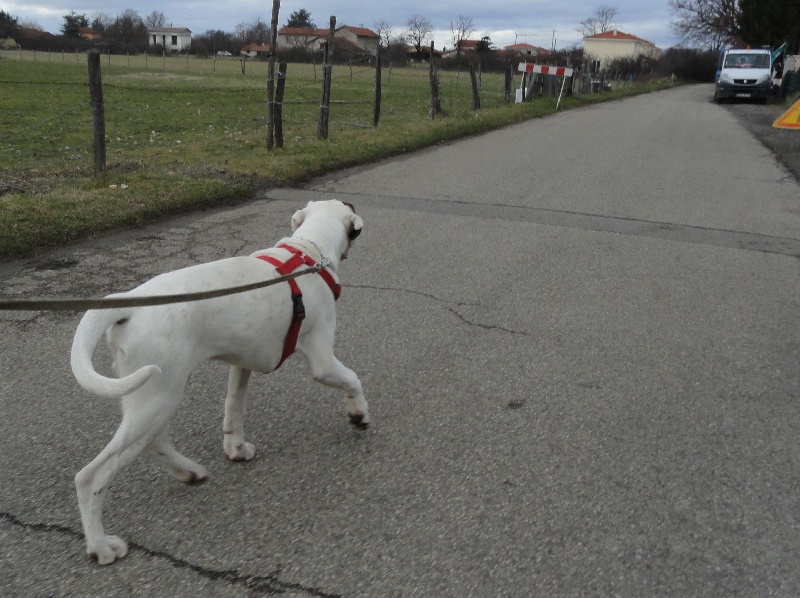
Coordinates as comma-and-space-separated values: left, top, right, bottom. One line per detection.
723, 92, 800, 181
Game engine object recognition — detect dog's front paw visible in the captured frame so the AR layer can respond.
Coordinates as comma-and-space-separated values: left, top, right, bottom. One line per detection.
87, 534, 128, 565
349, 412, 369, 431
224, 439, 256, 462
174, 464, 209, 485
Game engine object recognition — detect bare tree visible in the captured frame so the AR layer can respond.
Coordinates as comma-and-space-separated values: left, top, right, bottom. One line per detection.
577, 4, 619, 37
90, 13, 111, 34
235, 17, 270, 45
406, 14, 432, 54
145, 11, 166, 28
450, 15, 474, 58
374, 19, 392, 49
669, 0, 739, 49
17, 18, 43, 30
107, 9, 147, 47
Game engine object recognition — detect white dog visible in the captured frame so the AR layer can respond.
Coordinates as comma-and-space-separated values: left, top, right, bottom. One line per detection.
70, 199, 366, 565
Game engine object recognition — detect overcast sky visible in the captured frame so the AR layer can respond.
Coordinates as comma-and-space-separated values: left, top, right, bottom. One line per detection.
1, 0, 680, 50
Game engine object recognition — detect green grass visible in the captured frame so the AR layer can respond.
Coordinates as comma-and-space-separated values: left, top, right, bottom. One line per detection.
0, 51, 673, 256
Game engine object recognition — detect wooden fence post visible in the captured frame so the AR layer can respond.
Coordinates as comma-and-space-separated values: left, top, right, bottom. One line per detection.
275, 62, 287, 148
87, 51, 106, 178
317, 16, 335, 140
469, 64, 480, 110
317, 43, 330, 139
428, 41, 441, 119
504, 62, 513, 104
373, 48, 382, 127
266, 0, 281, 150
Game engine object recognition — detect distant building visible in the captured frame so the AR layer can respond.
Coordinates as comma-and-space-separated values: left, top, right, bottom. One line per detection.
505, 43, 550, 58
336, 26, 379, 56
276, 25, 379, 56
402, 44, 443, 62
442, 39, 482, 58
79, 26, 101, 41
148, 27, 192, 52
240, 43, 271, 58
277, 27, 325, 51
583, 29, 660, 70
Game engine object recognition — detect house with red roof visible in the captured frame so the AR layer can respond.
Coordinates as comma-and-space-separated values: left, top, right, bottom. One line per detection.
277, 25, 379, 56
79, 26, 101, 41
583, 29, 660, 69
240, 43, 271, 58
335, 26, 379, 56
278, 27, 328, 51
442, 39, 481, 58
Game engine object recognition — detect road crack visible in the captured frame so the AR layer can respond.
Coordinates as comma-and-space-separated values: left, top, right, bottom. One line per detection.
0, 511, 339, 597
349, 284, 529, 336
349, 283, 480, 307
445, 306, 532, 336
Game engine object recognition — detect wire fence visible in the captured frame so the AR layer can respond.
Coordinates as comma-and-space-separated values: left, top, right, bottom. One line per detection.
1, 49, 526, 182
0, 47, 648, 195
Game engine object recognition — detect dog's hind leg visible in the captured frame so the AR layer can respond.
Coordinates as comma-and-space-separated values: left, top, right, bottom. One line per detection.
223, 366, 256, 461
301, 336, 369, 430
149, 428, 209, 483
75, 391, 182, 565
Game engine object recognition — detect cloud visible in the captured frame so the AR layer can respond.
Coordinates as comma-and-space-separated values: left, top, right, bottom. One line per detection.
0, 0, 679, 48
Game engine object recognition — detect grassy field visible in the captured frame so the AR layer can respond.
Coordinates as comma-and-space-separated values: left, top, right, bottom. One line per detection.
1, 50, 672, 256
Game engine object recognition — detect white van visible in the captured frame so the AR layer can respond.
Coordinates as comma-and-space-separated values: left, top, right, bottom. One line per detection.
714, 48, 773, 102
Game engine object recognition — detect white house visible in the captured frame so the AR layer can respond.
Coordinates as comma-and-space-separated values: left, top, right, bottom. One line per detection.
277, 27, 326, 51
148, 27, 192, 52
583, 29, 659, 70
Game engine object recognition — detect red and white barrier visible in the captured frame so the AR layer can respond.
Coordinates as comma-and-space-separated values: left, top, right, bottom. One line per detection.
518, 63, 574, 77
517, 63, 574, 109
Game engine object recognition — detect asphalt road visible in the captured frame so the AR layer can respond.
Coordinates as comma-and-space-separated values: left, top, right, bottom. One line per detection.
1, 84, 799, 596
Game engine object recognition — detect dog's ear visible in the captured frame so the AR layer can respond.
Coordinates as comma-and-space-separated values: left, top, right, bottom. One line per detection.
291, 207, 307, 231
348, 213, 364, 240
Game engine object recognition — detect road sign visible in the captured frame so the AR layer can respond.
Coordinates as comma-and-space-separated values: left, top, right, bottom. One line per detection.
773, 99, 800, 130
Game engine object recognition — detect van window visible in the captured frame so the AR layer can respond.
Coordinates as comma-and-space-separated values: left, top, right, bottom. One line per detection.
723, 53, 770, 69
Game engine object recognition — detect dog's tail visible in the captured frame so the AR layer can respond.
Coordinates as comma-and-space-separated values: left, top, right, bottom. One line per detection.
71, 308, 160, 398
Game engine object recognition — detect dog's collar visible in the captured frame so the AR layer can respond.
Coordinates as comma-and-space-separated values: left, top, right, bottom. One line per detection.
270, 244, 341, 300
289, 237, 329, 267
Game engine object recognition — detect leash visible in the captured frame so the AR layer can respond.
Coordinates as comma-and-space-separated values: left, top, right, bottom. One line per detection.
0, 265, 322, 312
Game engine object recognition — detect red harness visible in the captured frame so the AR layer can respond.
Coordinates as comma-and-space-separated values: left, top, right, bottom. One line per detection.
256, 243, 341, 369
